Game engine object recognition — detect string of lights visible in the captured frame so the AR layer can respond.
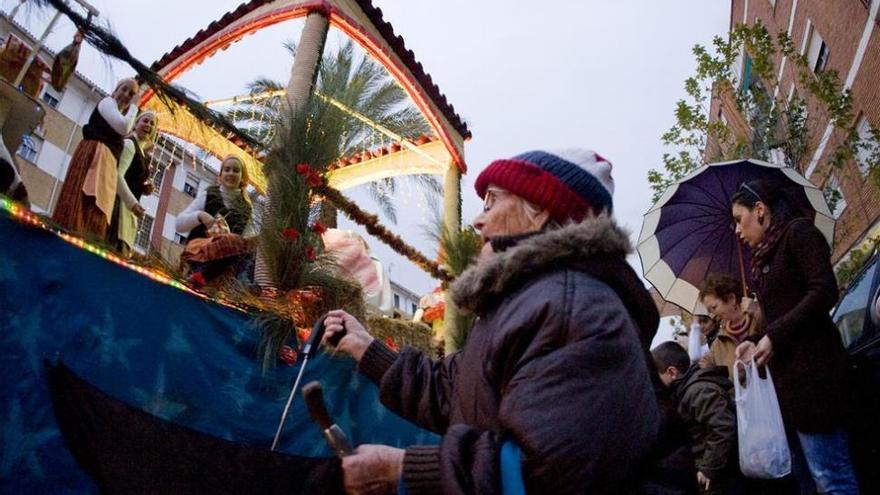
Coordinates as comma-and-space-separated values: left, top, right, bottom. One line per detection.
0, 197, 255, 314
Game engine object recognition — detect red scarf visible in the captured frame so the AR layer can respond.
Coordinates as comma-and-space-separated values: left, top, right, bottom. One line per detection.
725, 312, 751, 341
750, 217, 789, 292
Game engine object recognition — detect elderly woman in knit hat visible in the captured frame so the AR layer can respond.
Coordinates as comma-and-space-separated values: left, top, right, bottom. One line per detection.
322, 150, 666, 494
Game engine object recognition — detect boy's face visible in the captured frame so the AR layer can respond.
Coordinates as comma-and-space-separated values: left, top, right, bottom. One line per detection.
658, 366, 679, 387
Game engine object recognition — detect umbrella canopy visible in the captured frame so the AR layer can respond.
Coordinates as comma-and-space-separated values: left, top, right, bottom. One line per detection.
638, 159, 834, 315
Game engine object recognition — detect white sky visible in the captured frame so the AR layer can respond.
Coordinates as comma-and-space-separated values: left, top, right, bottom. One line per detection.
8, 1, 731, 342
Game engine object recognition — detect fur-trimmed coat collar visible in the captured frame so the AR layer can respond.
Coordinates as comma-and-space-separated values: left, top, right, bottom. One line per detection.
450, 217, 659, 347
452, 217, 631, 311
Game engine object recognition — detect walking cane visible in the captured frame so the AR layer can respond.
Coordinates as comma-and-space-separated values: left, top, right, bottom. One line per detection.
302, 381, 353, 457
270, 314, 345, 451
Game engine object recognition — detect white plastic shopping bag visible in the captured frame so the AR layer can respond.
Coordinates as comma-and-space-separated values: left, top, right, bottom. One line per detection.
733, 359, 791, 478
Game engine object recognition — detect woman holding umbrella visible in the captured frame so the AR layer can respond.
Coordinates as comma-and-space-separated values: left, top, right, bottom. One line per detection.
733, 180, 859, 494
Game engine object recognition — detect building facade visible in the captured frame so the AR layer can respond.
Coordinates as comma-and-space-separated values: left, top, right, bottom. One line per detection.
1, 13, 221, 263
390, 280, 420, 319
709, 0, 880, 265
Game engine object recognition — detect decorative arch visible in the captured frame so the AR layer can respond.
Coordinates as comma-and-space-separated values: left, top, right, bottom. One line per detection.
142, 0, 469, 173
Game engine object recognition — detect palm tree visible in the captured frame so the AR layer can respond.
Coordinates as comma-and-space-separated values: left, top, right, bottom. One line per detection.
229, 40, 441, 225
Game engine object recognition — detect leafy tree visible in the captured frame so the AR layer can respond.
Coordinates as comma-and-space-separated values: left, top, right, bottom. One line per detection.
650, 21, 880, 204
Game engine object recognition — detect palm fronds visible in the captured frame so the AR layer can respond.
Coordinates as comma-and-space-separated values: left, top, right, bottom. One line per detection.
422, 209, 482, 349
230, 40, 437, 222
423, 208, 482, 278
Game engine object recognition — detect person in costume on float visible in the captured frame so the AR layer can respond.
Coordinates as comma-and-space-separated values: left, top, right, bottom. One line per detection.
698, 273, 764, 380
52, 78, 137, 239
320, 149, 678, 494
175, 155, 255, 283
1, 138, 29, 206
732, 180, 860, 494
109, 111, 157, 257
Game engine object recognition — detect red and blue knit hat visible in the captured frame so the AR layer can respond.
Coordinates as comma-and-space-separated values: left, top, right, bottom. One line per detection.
475, 149, 614, 223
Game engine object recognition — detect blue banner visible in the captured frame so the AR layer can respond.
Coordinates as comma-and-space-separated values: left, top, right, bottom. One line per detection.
0, 211, 437, 492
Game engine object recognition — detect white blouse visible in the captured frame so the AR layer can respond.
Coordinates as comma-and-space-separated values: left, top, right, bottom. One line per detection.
175, 185, 256, 237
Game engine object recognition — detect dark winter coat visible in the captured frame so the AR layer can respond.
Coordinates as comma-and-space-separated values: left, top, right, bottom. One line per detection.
670, 366, 736, 481
358, 218, 666, 494
753, 217, 852, 432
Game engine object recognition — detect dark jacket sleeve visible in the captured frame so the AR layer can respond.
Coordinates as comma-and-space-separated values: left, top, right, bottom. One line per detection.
358, 339, 461, 434
683, 382, 736, 479
395, 274, 661, 494
766, 221, 839, 350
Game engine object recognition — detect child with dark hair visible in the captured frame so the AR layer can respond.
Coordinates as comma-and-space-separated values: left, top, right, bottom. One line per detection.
653, 341, 739, 495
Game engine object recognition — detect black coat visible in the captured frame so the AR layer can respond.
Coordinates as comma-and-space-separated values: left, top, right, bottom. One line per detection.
359, 219, 676, 494
755, 217, 852, 432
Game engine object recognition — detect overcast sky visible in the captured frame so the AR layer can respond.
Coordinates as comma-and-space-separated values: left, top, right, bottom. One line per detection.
8, 1, 731, 337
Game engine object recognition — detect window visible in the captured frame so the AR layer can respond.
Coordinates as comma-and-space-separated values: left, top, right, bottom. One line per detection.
40, 91, 59, 109
730, 50, 744, 88
183, 172, 200, 198
739, 55, 753, 94
411, 303, 417, 315
174, 233, 187, 245
768, 148, 788, 167
833, 255, 879, 349
394, 294, 400, 309
856, 116, 879, 177
824, 175, 847, 219
135, 214, 154, 251
16, 134, 42, 163
805, 25, 829, 73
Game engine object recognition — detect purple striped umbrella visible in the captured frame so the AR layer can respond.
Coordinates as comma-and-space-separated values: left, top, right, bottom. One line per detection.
637, 159, 834, 315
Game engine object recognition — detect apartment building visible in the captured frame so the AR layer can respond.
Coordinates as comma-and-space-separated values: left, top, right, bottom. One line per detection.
708, 0, 880, 264
390, 280, 420, 319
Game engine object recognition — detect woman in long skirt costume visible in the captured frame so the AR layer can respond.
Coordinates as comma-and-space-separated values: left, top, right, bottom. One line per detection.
52, 78, 137, 239
110, 111, 157, 256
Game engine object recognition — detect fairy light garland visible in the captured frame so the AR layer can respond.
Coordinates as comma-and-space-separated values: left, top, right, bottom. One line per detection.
0, 197, 252, 313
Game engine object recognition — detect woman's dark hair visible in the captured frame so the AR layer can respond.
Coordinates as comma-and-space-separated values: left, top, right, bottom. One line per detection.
730, 179, 796, 223
699, 273, 742, 302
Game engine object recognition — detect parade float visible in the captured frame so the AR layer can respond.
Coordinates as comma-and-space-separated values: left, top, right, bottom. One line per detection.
0, 0, 478, 491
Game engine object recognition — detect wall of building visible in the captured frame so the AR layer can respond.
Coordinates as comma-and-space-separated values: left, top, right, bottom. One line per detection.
716, 0, 880, 263
390, 281, 420, 318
